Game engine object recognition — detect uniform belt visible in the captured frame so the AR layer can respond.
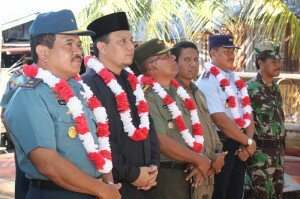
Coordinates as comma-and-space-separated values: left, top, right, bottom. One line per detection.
160, 161, 187, 170
30, 179, 64, 190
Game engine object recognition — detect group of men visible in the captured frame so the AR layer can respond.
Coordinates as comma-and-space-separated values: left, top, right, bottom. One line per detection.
0, 8, 286, 199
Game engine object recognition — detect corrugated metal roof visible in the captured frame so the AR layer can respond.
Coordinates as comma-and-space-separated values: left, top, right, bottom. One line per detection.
2, 13, 39, 31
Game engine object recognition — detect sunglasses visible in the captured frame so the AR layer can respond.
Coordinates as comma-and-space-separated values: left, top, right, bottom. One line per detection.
148, 52, 173, 63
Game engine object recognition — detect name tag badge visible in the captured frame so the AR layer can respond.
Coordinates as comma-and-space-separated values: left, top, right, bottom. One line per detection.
57, 99, 67, 105
161, 104, 168, 110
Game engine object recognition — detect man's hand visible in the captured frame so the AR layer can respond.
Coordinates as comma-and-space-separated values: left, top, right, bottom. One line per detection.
195, 154, 211, 177
137, 165, 158, 190
97, 183, 121, 199
237, 147, 249, 162
185, 165, 203, 188
211, 151, 227, 173
246, 140, 257, 156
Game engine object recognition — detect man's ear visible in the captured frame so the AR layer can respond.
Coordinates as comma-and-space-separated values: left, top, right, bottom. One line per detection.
258, 60, 264, 69
97, 41, 108, 55
36, 45, 49, 61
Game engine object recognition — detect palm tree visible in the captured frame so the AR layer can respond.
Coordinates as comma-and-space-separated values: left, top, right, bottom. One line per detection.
77, 0, 300, 70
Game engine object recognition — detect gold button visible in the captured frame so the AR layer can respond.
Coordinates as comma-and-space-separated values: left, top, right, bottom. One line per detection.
66, 109, 72, 115
168, 121, 174, 129
68, 126, 77, 139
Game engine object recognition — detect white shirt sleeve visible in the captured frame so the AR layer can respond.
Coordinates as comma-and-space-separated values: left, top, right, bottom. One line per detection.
196, 77, 225, 114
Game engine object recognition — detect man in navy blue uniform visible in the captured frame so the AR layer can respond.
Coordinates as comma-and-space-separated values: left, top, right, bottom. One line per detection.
196, 35, 256, 199
4, 9, 121, 199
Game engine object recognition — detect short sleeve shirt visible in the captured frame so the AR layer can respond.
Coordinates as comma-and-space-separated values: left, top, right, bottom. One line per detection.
5, 78, 101, 180
196, 69, 245, 129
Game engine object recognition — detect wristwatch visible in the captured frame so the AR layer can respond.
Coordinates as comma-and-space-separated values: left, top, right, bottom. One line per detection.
246, 138, 254, 146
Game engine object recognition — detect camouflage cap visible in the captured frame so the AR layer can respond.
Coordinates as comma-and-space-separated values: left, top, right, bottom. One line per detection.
254, 41, 284, 60
131, 38, 172, 74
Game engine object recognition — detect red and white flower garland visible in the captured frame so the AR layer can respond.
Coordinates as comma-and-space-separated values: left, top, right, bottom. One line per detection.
205, 62, 252, 129
23, 64, 112, 173
84, 56, 149, 141
140, 76, 204, 153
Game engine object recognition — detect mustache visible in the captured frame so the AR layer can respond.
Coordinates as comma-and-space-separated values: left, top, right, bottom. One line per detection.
72, 55, 83, 61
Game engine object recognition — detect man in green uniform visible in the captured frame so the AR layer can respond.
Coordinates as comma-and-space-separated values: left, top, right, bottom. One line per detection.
244, 42, 286, 199
132, 38, 211, 199
171, 41, 225, 199
4, 10, 121, 199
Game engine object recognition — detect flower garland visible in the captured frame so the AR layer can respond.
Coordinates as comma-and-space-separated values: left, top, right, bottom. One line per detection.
205, 62, 252, 129
23, 64, 112, 173
140, 76, 204, 153
84, 56, 150, 141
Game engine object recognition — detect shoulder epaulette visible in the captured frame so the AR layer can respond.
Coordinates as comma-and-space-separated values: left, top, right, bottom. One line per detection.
20, 78, 42, 89
201, 71, 210, 79
13, 68, 23, 77
142, 85, 152, 94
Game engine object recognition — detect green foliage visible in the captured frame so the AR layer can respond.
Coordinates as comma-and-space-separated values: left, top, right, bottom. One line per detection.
77, 0, 300, 59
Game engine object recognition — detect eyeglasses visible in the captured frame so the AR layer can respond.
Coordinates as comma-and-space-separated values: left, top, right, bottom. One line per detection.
148, 52, 173, 63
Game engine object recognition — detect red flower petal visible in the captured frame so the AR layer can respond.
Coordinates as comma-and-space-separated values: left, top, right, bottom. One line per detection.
127, 73, 139, 90
241, 96, 251, 107
140, 76, 154, 86
192, 142, 203, 153
235, 79, 245, 90
53, 80, 74, 101
137, 101, 149, 114
220, 79, 230, 87
234, 118, 245, 128
185, 98, 196, 110
131, 128, 149, 141
227, 96, 236, 107
174, 116, 186, 132
163, 95, 174, 105
210, 67, 220, 76
100, 150, 112, 160
170, 79, 180, 88
23, 65, 38, 77
97, 123, 110, 137
99, 68, 115, 84
88, 96, 101, 110
88, 152, 105, 169
115, 92, 129, 112
192, 124, 203, 135
73, 75, 81, 81
75, 115, 89, 134
243, 113, 252, 120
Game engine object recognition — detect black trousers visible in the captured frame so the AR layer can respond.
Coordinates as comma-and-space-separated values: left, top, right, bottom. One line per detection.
213, 137, 245, 199
25, 186, 95, 199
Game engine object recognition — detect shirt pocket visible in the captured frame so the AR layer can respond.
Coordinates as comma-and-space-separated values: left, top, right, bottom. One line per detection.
57, 107, 80, 146
158, 104, 178, 135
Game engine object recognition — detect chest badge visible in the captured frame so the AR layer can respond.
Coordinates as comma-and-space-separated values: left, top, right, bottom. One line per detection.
168, 121, 174, 129
68, 126, 77, 139
66, 109, 72, 115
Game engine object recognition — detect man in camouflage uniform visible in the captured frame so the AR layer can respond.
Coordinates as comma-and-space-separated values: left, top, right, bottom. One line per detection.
244, 42, 286, 199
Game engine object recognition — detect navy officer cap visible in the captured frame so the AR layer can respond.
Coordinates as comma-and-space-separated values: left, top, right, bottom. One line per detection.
209, 34, 240, 51
87, 12, 130, 42
29, 9, 95, 38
